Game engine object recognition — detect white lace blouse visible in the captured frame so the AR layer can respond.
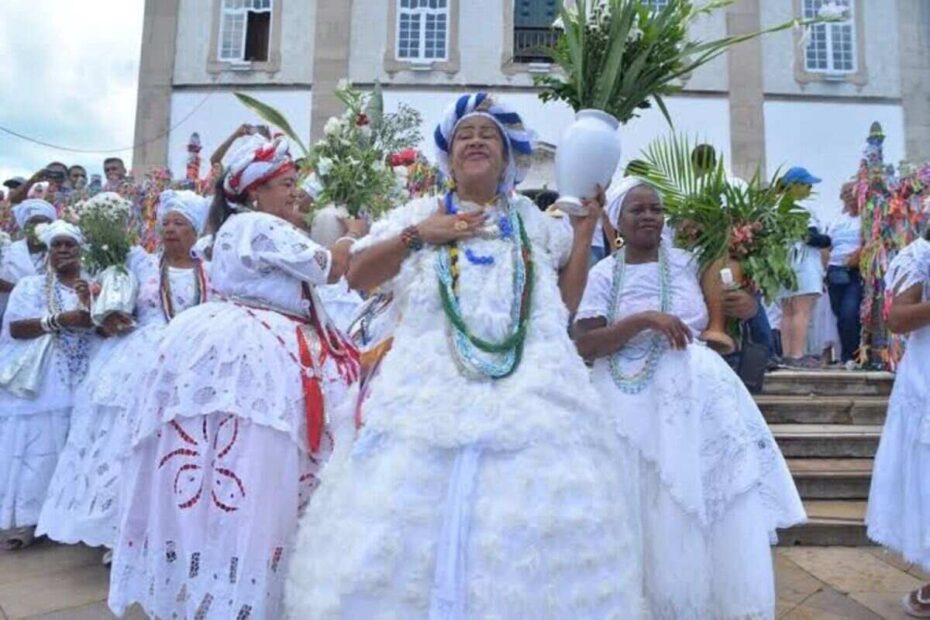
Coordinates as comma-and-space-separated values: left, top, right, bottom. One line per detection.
209, 212, 332, 315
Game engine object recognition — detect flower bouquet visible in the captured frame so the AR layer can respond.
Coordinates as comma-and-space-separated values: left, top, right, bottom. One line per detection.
67, 192, 140, 327
537, 0, 810, 213
236, 81, 422, 221
638, 135, 810, 351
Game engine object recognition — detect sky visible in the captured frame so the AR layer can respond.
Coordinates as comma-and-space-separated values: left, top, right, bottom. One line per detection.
0, 0, 145, 185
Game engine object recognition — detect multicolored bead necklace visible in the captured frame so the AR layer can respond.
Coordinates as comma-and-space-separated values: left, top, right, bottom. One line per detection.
159, 255, 208, 321
436, 192, 533, 379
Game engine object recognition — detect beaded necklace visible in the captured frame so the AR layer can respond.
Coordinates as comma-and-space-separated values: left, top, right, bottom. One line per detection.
159, 255, 208, 321
436, 193, 533, 380
45, 272, 92, 387
607, 246, 672, 394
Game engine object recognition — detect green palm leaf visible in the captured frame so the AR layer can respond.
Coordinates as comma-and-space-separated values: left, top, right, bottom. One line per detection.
234, 91, 309, 156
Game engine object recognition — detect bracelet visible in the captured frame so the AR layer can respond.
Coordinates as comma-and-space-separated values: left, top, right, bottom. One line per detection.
40, 315, 52, 333
401, 225, 424, 252
50, 313, 63, 331
334, 236, 357, 247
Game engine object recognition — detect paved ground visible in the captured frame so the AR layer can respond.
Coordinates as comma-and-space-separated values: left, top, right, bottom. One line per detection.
0, 541, 927, 619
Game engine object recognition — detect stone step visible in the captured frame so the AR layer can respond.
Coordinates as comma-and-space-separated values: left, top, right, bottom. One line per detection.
771, 424, 882, 458
778, 500, 872, 546
756, 395, 888, 425
786, 458, 873, 499
763, 370, 894, 397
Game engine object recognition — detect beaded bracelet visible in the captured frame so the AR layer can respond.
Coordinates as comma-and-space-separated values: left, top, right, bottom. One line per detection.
401, 225, 424, 252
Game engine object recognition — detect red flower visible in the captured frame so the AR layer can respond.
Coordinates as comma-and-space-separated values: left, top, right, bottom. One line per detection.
389, 148, 419, 167
356, 113, 370, 127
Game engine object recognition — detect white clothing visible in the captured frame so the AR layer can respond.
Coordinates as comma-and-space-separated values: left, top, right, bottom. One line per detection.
781, 206, 825, 299
0, 275, 97, 529
578, 250, 806, 618
108, 212, 354, 620
317, 278, 364, 333
826, 213, 861, 267
867, 238, 930, 570
286, 195, 645, 618
37, 251, 205, 549
0, 239, 45, 316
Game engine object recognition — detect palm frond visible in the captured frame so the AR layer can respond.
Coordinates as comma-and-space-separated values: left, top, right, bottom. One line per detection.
234, 92, 309, 156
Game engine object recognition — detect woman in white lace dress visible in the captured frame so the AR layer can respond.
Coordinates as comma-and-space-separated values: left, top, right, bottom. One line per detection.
574, 179, 805, 619
107, 136, 366, 620
37, 190, 210, 557
866, 233, 930, 617
0, 221, 97, 549
286, 93, 644, 619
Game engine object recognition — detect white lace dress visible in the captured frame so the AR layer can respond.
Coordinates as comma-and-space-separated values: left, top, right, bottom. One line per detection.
0, 274, 96, 533
867, 238, 930, 570
37, 250, 205, 549
578, 248, 806, 619
286, 195, 645, 619
107, 212, 356, 620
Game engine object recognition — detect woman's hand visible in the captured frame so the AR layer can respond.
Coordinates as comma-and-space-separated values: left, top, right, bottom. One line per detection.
416, 211, 485, 245
343, 217, 370, 240
100, 313, 135, 337
58, 309, 93, 330
640, 311, 692, 350
567, 184, 606, 239
73, 279, 92, 309
723, 289, 759, 321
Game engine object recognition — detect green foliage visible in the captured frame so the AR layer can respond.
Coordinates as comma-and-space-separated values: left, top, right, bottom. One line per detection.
638, 134, 811, 302
537, 0, 806, 124
234, 92, 309, 156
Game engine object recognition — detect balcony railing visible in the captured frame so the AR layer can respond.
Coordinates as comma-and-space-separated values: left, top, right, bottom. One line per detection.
513, 27, 559, 64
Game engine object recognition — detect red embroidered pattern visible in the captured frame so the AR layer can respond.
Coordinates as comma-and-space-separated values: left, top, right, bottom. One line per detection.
159, 417, 246, 512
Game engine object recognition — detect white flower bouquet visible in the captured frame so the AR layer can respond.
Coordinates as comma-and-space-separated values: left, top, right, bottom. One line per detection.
67, 192, 139, 326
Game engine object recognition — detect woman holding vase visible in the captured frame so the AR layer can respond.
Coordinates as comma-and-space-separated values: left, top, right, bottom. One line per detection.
0, 221, 97, 549
574, 178, 805, 618
107, 136, 366, 620
286, 93, 644, 618
36, 190, 210, 558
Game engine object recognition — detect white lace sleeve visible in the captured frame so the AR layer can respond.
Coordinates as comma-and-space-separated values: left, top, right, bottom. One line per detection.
351, 197, 440, 255
2, 276, 44, 337
576, 258, 613, 321
127, 246, 156, 283
240, 213, 332, 285
885, 238, 930, 295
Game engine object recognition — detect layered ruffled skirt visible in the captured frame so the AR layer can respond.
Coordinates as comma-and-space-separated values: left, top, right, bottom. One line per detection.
107, 301, 351, 619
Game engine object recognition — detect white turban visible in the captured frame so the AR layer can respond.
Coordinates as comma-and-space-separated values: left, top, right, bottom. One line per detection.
223, 135, 294, 199
157, 189, 209, 235
13, 199, 57, 230
434, 92, 536, 193
605, 177, 657, 228
35, 220, 83, 246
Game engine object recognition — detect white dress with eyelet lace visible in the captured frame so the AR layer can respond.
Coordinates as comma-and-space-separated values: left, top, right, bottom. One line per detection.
36, 249, 205, 550
107, 212, 356, 620
0, 275, 98, 534
577, 249, 806, 620
867, 238, 930, 571
285, 194, 645, 619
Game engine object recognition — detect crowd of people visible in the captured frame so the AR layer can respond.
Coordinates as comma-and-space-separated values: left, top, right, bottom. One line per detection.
0, 91, 927, 619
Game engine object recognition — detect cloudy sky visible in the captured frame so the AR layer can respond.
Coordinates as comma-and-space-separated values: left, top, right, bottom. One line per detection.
0, 0, 144, 184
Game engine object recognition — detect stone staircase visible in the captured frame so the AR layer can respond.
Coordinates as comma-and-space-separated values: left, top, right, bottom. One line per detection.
755, 370, 894, 546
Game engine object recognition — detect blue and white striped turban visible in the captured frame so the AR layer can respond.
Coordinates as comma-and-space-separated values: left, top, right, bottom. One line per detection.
434, 93, 536, 192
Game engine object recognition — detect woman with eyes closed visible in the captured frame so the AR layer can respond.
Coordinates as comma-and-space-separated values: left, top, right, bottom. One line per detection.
574, 178, 805, 619
286, 93, 644, 619
107, 136, 367, 620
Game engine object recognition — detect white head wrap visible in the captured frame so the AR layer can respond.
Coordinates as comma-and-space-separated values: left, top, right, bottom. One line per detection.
434, 92, 536, 193
605, 177, 658, 228
13, 199, 57, 230
35, 220, 83, 246
157, 189, 209, 235
222, 135, 294, 200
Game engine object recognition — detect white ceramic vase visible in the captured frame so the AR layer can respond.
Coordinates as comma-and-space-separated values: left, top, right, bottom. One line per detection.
310, 204, 349, 247
555, 109, 622, 215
